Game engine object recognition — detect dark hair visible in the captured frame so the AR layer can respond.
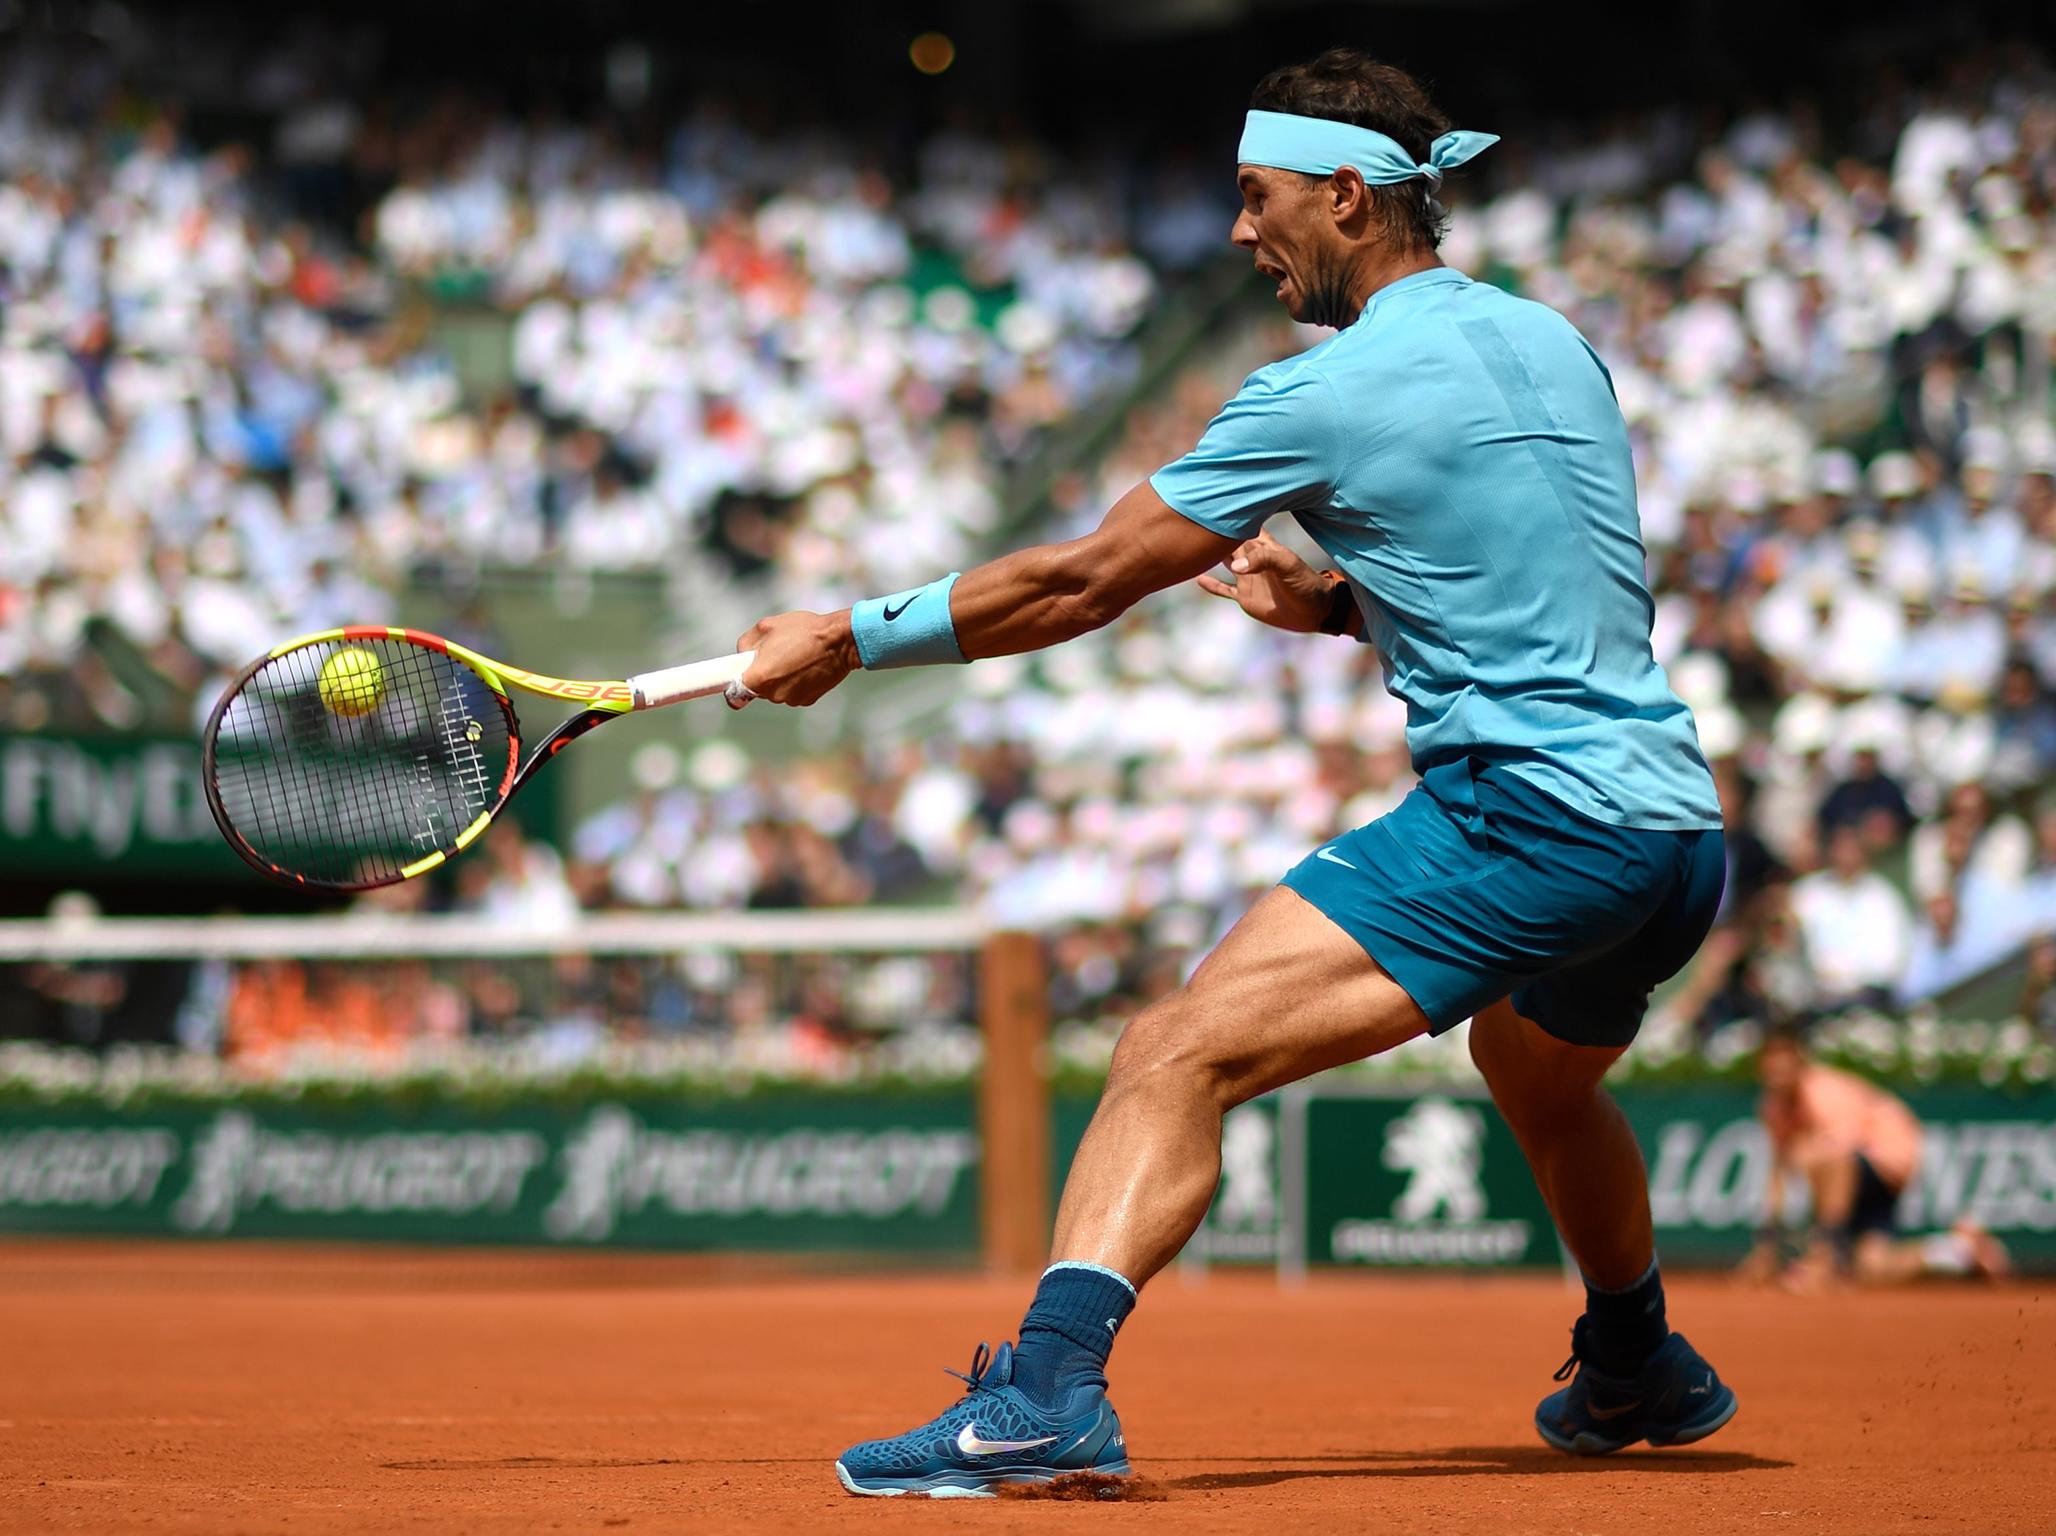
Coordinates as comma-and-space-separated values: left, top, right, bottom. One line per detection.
1249, 48, 1453, 253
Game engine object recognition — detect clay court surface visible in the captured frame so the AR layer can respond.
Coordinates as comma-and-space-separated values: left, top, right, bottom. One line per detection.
2, 1242, 2051, 1534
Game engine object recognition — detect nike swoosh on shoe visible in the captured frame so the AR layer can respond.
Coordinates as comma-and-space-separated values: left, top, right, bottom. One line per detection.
955, 1424, 1060, 1457
1585, 1399, 1642, 1422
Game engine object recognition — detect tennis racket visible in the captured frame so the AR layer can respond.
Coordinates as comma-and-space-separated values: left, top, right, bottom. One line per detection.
203, 625, 754, 893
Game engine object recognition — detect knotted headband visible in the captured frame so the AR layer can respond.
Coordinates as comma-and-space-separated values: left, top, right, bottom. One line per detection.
1238, 110, 1498, 184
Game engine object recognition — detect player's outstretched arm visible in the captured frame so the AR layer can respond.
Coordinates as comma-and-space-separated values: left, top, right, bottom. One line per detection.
733, 481, 1237, 707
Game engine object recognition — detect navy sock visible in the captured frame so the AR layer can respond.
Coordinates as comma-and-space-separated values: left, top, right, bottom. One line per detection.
1011, 1262, 1136, 1413
1582, 1258, 1669, 1376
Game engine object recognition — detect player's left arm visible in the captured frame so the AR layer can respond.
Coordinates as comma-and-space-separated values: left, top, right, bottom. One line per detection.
733, 480, 1238, 707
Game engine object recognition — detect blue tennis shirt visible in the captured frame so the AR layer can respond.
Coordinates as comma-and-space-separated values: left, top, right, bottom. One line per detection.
1152, 267, 1720, 831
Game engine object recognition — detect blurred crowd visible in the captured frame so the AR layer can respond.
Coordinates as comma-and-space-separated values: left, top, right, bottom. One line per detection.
557, 44, 2056, 1050
5, 18, 2056, 1069
0, 21, 1168, 735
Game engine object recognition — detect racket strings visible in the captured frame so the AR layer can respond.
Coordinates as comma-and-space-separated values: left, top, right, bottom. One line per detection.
208, 638, 518, 888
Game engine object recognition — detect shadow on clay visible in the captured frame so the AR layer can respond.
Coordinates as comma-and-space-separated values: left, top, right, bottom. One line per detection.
1160, 1443, 1792, 1492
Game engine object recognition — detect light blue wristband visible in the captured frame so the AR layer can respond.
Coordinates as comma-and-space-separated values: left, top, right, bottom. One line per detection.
850, 573, 967, 669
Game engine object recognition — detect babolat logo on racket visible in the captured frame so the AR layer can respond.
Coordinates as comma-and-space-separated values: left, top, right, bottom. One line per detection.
503, 671, 636, 704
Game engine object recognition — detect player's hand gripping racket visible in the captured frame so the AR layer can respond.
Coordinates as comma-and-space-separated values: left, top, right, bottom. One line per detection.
203, 626, 753, 892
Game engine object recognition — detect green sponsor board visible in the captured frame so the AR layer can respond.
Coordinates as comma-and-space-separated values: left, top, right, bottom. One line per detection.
0, 1096, 980, 1251
1191, 1099, 1287, 1264
7, 1082, 2051, 1266
0, 733, 560, 881
1634, 1088, 2056, 1267
0, 734, 242, 879
1128, 1083, 2056, 1274
1304, 1092, 1557, 1268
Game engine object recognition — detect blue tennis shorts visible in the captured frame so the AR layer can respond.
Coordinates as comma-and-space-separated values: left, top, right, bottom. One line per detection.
1281, 756, 1725, 1048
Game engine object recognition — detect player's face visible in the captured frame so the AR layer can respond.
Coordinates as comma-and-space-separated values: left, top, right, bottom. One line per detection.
1758, 1040, 1802, 1094
1231, 166, 1339, 325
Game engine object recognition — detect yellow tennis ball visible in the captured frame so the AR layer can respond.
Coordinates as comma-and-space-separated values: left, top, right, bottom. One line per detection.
318, 647, 385, 717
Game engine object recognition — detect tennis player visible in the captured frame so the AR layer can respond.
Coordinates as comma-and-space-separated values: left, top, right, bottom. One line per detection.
734, 48, 1738, 1495
1745, 1028, 2009, 1287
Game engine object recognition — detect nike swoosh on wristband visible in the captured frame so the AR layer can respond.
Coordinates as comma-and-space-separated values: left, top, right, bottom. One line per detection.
956, 1424, 1060, 1457
1315, 846, 1356, 869
882, 598, 915, 621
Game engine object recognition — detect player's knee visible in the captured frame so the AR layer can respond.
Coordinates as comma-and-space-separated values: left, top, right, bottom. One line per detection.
1468, 1006, 1541, 1120
1467, 1009, 1510, 1083
1471, 1017, 1597, 1143
1105, 992, 1231, 1104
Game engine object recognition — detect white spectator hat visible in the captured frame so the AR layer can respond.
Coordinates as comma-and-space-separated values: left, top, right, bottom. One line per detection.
1002, 800, 1058, 854
630, 742, 682, 792
1764, 465, 1807, 505
2017, 425, 2056, 476
1772, 691, 1836, 757
1974, 172, 2025, 222
1993, 215, 2035, 254
1961, 427, 2011, 476
1912, 706, 1995, 779
1840, 699, 1895, 754
996, 301, 1059, 355
47, 890, 102, 924
1868, 451, 1921, 501
1723, 471, 1769, 516
1810, 448, 1862, 498
1668, 651, 1731, 713
921, 286, 976, 333
687, 739, 750, 793
1694, 703, 1744, 759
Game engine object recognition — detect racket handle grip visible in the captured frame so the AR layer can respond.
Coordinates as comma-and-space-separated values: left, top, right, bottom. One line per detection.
628, 650, 757, 709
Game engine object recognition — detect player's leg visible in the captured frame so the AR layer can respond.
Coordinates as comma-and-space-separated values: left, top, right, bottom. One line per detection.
1467, 999, 1649, 1288
1474, 813, 1737, 1456
1049, 883, 1428, 1281
1476, 1000, 1737, 1454
1807, 1149, 1860, 1231
1837, 1156, 2009, 1284
836, 884, 1428, 1496
1788, 1149, 1863, 1286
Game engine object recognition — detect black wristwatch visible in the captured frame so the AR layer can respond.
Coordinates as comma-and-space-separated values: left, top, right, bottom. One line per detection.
1316, 571, 1361, 637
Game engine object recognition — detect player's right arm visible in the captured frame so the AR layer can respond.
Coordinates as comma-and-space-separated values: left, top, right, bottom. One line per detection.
943, 479, 1241, 658
732, 481, 1237, 705
733, 358, 1351, 706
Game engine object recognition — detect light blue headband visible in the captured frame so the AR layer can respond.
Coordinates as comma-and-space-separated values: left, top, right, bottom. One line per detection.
1239, 110, 1498, 185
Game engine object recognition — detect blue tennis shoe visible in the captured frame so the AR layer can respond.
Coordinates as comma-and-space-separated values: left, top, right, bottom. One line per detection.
1535, 1319, 1738, 1455
835, 1342, 1131, 1497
